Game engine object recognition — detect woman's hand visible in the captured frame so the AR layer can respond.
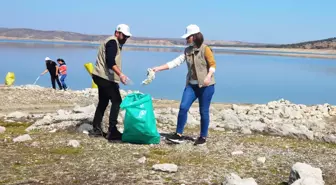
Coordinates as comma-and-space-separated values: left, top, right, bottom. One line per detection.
152, 64, 169, 73
203, 74, 212, 86
152, 66, 161, 72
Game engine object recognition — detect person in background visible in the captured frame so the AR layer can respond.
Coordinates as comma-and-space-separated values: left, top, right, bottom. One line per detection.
57, 58, 67, 90
151, 24, 216, 145
41, 57, 62, 90
89, 24, 132, 141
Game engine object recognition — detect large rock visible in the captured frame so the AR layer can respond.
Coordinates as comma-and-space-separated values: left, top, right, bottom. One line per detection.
288, 163, 324, 185
222, 173, 258, 185
13, 134, 32, 142
210, 99, 331, 143
73, 104, 96, 114
323, 134, 336, 143
26, 104, 96, 131
7, 111, 28, 119
217, 110, 241, 130
291, 177, 324, 185
267, 124, 314, 140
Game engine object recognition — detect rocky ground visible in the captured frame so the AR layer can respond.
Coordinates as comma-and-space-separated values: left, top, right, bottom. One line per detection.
0, 85, 336, 185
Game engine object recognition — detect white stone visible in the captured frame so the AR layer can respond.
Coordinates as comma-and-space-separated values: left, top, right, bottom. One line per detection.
73, 104, 96, 114
0, 126, 5, 134
77, 123, 93, 133
291, 177, 324, 185
49, 129, 57, 133
152, 163, 178, 173
67, 140, 80, 148
288, 162, 324, 185
214, 127, 226, 132
248, 122, 266, 132
240, 128, 252, 135
323, 134, 336, 144
57, 109, 70, 116
7, 111, 28, 119
231, 151, 244, 156
13, 134, 32, 142
257, 157, 266, 164
30, 141, 40, 147
137, 156, 146, 164
222, 173, 258, 185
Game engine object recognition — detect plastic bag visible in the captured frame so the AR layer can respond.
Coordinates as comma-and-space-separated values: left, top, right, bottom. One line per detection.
120, 93, 160, 144
84, 62, 98, 88
5, 72, 15, 86
142, 68, 155, 85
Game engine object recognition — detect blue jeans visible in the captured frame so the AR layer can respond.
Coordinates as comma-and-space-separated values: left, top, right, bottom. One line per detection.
176, 84, 215, 137
60, 74, 67, 89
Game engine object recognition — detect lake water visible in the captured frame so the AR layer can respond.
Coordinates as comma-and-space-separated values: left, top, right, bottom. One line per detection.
1, 41, 336, 105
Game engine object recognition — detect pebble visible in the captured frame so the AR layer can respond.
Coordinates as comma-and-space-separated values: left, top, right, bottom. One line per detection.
67, 140, 80, 148
152, 163, 178, 173
231, 151, 244, 156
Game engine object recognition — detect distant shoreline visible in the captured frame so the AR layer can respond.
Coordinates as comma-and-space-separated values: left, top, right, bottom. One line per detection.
1, 37, 336, 59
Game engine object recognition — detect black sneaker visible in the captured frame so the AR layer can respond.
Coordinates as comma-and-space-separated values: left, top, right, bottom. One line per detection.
88, 129, 106, 138
106, 128, 122, 141
194, 137, 206, 146
166, 133, 184, 144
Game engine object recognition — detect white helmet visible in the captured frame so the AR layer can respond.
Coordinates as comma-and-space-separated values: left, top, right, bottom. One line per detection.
116, 24, 132, 37
181, 24, 200, 38
45, 57, 51, 61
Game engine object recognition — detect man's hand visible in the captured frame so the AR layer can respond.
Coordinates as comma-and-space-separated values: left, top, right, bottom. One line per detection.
41, 69, 48, 76
119, 74, 128, 85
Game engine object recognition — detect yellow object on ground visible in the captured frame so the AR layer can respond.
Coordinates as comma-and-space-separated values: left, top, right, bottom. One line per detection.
5, 72, 15, 86
84, 62, 98, 88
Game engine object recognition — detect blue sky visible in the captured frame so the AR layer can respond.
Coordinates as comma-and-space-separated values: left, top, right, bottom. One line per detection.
0, 0, 335, 44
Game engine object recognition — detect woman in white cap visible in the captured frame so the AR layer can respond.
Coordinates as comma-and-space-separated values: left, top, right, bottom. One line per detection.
152, 24, 216, 145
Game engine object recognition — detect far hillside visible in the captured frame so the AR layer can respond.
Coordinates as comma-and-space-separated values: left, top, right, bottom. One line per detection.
0, 27, 335, 49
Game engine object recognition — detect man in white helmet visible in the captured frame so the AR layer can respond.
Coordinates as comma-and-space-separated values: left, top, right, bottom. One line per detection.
90, 24, 132, 141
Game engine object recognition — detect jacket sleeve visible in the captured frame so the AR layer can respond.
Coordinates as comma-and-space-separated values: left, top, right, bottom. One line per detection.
204, 46, 216, 73
105, 40, 118, 69
166, 54, 186, 69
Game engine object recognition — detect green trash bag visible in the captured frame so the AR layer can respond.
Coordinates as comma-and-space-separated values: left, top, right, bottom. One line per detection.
120, 93, 160, 144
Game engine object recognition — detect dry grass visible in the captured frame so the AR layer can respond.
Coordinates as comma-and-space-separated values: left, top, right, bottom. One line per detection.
0, 123, 335, 185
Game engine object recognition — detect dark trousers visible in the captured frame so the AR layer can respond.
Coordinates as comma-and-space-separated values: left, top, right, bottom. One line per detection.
92, 75, 122, 133
50, 75, 62, 90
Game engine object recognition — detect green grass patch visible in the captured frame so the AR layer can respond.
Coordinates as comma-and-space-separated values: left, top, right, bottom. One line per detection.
49, 147, 83, 155
147, 147, 226, 168
0, 179, 11, 185
236, 134, 336, 150
0, 122, 33, 139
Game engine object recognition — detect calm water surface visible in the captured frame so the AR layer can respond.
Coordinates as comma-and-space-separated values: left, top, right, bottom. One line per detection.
1, 41, 336, 105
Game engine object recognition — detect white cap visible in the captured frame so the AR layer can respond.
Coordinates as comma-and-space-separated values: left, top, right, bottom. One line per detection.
116, 24, 132, 37
181, 24, 200, 38
45, 57, 51, 61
